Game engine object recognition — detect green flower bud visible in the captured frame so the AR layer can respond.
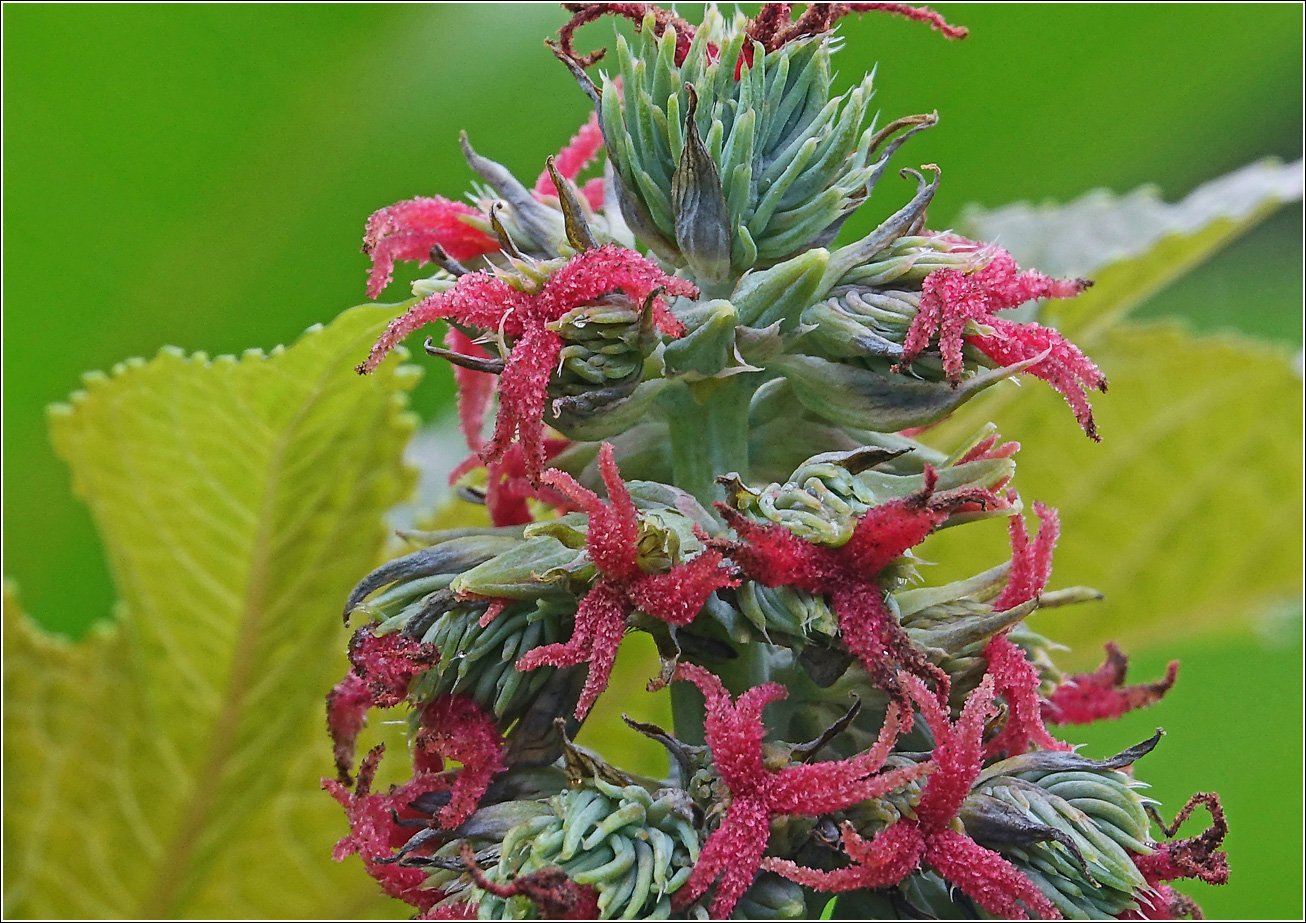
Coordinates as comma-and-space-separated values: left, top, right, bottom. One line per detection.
596, 9, 928, 277
727, 449, 1015, 545
967, 738, 1163, 918
474, 777, 701, 920
771, 349, 1045, 434
548, 298, 655, 395
730, 872, 808, 920
409, 598, 565, 722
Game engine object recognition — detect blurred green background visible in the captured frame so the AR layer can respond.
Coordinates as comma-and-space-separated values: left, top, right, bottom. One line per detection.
4, 4, 1301, 919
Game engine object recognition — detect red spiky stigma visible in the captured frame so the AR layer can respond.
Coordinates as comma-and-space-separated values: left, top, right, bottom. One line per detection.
765, 673, 1062, 920
326, 628, 440, 783
413, 694, 507, 829
672, 662, 926, 918
362, 113, 607, 299
323, 745, 449, 912
897, 241, 1106, 440
514, 443, 737, 718
357, 246, 696, 480
556, 2, 966, 77
982, 499, 1072, 758
714, 464, 1005, 702
444, 328, 576, 526
1044, 641, 1180, 725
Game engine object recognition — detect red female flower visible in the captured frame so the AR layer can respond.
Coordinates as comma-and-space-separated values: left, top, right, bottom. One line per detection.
357, 246, 696, 479
412, 694, 507, 829
326, 628, 440, 782
766, 673, 1062, 920
443, 327, 576, 526
673, 663, 926, 918
515, 443, 737, 718
716, 465, 1004, 701
896, 243, 1106, 440
1043, 641, 1179, 726
363, 197, 500, 300
323, 746, 448, 912
363, 113, 608, 299
982, 500, 1072, 758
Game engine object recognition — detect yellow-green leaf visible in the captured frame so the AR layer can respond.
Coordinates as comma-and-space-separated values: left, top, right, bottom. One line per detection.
959, 158, 1304, 339
922, 322, 1302, 664
3, 306, 419, 918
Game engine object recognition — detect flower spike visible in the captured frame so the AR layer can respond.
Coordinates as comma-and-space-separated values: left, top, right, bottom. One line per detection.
516, 444, 737, 717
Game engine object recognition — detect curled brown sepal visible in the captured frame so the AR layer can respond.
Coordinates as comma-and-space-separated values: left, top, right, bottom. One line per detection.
1135, 793, 1230, 888
459, 841, 601, 919
1043, 641, 1180, 725
746, 2, 968, 53
556, 3, 698, 68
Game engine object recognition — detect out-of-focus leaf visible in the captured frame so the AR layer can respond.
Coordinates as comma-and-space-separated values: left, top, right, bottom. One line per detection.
960, 158, 1304, 338
2, 306, 419, 918
923, 322, 1302, 663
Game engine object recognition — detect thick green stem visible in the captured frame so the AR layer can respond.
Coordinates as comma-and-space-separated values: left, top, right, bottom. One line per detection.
662, 373, 784, 743
662, 374, 760, 511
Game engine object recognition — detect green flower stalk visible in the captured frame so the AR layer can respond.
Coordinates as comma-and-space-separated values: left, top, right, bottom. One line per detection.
326, 4, 1230, 919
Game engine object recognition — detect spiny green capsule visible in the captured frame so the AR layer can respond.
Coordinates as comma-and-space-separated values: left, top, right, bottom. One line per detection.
474, 778, 701, 920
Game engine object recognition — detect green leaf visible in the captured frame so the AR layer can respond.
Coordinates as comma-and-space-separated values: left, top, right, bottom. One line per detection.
922, 322, 1302, 662
960, 158, 1304, 339
2, 306, 420, 918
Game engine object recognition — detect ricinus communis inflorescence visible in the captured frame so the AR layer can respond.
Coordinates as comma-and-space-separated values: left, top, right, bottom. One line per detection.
327, 5, 1224, 919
